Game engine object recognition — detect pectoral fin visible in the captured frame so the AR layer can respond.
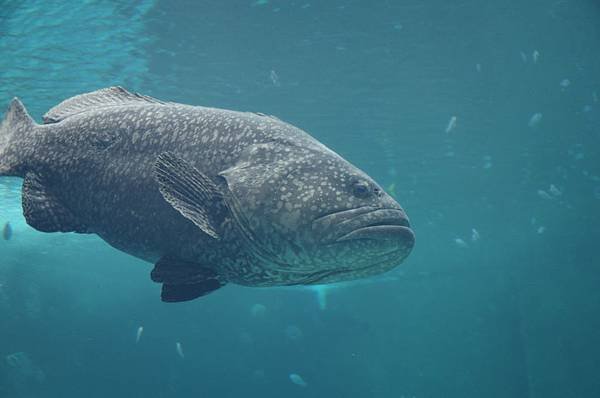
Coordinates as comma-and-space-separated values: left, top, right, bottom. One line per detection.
22, 173, 90, 233
154, 152, 223, 239
151, 255, 225, 302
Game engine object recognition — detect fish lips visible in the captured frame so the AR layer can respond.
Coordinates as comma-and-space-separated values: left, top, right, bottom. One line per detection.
336, 224, 414, 246
314, 206, 415, 249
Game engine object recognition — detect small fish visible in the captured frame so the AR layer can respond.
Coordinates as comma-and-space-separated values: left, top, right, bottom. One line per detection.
549, 184, 561, 197
537, 226, 546, 234
475, 63, 482, 72
289, 373, 307, 387
386, 182, 397, 198
285, 325, 303, 341
471, 228, 480, 242
314, 285, 329, 311
482, 155, 493, 169
445, 116, 457, 133
532, 50, 540, 63
2, 222, 12, 240
135, 326, 143, 344
537, 190, 552, 200
250, 303, 267, 317
269, 70, 280, 87
520, 51, 528, 63
559, 79, 570, 88
528, 113, 542, 128
175, 342, 185, 359
454, 238, 468, 248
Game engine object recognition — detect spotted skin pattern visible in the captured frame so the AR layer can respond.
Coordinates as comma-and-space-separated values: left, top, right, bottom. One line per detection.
0, 87, 414, 293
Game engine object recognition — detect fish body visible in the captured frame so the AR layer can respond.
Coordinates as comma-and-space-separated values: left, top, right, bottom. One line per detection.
0, 87, 414, 302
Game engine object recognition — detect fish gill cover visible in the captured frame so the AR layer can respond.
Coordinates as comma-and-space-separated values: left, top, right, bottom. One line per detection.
0, 1, 600, 398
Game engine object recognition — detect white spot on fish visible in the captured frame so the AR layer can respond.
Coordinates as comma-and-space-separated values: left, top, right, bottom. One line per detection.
176, 342, 184, 359
445, 116, 457, 133
289, 373, 307, 387
528, 113, 542, 128
560, 79, 571, 89
135, 326, 143, 344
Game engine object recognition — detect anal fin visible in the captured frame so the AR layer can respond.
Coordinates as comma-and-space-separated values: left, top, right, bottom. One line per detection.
22, 173, 90, 233
151, 255, 225, 302
161, 282, 222, 303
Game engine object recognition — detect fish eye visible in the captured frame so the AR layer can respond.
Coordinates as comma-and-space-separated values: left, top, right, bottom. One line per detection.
352, 181, 371, 198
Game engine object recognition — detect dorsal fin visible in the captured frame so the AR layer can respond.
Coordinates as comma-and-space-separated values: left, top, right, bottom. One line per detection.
2, 98, 35, 130
43, 86, 166, 124
1, 98, 35, 176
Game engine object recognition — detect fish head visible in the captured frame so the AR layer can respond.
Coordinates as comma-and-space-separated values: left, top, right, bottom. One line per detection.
219, 142, 414, 283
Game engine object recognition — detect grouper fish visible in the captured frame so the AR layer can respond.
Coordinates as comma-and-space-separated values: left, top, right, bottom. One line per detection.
0, 87, 414, 302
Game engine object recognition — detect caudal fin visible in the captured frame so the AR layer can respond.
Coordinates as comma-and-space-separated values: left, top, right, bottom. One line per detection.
0, 98, 35, 176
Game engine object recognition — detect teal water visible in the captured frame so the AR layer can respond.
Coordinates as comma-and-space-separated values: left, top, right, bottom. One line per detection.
1, 1, 599, 397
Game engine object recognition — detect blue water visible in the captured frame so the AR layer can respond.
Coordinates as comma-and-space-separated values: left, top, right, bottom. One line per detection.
1, 1, 599, 397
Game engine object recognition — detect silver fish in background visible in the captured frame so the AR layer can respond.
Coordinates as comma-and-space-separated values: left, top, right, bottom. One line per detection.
175, 342, 185, 359
135, 326, 144, 344
0, 87, 414, 302
2, 221, 11, 240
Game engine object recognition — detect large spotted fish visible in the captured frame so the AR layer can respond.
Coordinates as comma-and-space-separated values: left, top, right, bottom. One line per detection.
0, 87, 414, 302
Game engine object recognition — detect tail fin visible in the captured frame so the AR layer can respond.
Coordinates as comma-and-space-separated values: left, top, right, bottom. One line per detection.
0, 98, 35, 176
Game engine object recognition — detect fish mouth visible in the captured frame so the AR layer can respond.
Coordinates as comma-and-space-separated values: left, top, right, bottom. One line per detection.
313, 206, 415, 248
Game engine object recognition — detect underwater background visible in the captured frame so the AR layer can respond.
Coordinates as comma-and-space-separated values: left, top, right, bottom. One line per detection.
1, 0, 599, 397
